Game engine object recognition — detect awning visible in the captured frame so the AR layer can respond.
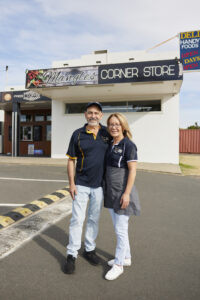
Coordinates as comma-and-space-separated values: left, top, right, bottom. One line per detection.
0, 90, 51, 111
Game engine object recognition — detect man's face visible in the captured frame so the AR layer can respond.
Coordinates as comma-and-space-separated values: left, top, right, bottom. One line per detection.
85, 105, 103, 127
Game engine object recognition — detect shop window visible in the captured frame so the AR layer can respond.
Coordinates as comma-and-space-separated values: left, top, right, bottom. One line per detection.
101, 102, 128, 113
65, 100, 161, 114
127, 100, 161, 112
35, 115, 44, 122
20, 126, 33, 141
46, 125, 51, 141
33, 126, 42, 141
46, 115, 51, 121
65, 103, 87, 114
20, 114, 32, 122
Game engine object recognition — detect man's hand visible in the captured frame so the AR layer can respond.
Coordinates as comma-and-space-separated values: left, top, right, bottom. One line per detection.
120, 193, 130, 209
67, 159, 77, 200
69, 184, 77, 200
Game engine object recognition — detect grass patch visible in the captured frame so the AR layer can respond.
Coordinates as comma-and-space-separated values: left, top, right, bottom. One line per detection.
179, 163, 196, 169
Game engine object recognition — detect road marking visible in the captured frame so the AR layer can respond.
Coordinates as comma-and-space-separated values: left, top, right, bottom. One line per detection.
0, 204, 26, 207
0, 177, 68, 183
0, 197, 72, 260
0, 187, 69, 230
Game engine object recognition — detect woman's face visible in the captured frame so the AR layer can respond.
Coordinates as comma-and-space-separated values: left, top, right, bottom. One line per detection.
108, 116, 124, 139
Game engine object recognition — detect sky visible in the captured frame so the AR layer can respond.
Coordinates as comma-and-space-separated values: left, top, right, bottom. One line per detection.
0, 0, 199, 128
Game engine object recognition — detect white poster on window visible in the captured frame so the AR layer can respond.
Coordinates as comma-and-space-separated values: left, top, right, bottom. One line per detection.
28, 144, 34, 155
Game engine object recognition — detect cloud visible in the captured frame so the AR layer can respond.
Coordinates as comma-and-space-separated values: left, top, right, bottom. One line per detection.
2, 0, 200, 61
0, 0, 30, 19
0, 0, 200, 127
34, 0, 200, 43
180, 108, 200, 128
181, 72, 200, 93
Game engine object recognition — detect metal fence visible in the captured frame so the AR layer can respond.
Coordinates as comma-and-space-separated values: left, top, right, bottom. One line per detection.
179, 129, 200, 153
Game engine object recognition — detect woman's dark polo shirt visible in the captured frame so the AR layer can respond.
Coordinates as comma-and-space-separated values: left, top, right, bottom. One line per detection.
66, 124, 110, 188
104, 137, 140, 216
105, 137, 138, 169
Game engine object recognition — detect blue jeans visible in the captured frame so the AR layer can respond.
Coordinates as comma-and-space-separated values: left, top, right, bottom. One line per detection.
67, 185, 103, 258
109, 208, 131, 265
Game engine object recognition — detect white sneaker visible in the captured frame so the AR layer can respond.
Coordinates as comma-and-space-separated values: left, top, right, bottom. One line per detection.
105, 264, 124, 280
107, 258, 131, 267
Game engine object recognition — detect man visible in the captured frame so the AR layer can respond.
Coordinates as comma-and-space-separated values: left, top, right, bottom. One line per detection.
64, 102, 110, 274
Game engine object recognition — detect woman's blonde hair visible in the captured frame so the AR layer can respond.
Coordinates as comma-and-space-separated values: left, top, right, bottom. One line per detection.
107, 113, 132, 140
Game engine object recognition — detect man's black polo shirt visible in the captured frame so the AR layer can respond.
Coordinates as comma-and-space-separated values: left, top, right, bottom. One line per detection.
66, 124, 110, 188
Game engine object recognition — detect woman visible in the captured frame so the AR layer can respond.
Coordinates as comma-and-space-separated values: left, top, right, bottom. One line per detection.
104, 113, 140, 281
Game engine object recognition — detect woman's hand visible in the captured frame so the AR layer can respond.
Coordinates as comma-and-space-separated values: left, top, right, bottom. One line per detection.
120, 161, 137, 209
120, 193, 130, 209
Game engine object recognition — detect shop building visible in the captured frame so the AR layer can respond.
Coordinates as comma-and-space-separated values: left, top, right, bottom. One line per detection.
0, 88, 51, 156
0, 50, 183, 163
26, 50, 183, 164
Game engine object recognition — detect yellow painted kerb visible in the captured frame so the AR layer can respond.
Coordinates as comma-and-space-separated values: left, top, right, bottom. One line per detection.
31, 200, 48, 208
43, 194, 60, 202
56, 189, 69, 196
0, 216, 15, 227
13, 207, 33, 217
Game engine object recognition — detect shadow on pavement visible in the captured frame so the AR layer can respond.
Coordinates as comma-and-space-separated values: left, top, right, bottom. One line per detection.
33, 223, 113, 278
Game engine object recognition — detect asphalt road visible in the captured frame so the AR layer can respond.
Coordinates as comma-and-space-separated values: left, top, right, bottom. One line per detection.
0, 164, 68, 214
0, 168, 200, 300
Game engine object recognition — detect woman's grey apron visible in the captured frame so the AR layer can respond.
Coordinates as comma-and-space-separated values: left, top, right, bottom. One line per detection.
104, 166, 141, 216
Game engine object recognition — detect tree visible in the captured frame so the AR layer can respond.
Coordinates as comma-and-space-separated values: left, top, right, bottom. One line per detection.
187, 122, 200, 129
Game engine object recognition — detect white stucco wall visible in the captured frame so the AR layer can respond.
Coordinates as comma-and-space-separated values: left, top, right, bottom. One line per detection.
127, 94, 179, 163
51, 50, 181, 164
51, 94, 179, 164
52, 50, 179, 68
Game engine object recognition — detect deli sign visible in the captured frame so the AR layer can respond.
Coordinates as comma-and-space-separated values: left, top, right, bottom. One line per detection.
180, 30, 200, 71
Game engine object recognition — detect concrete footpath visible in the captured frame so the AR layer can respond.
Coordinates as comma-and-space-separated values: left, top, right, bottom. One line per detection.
0, 156, 182, 174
